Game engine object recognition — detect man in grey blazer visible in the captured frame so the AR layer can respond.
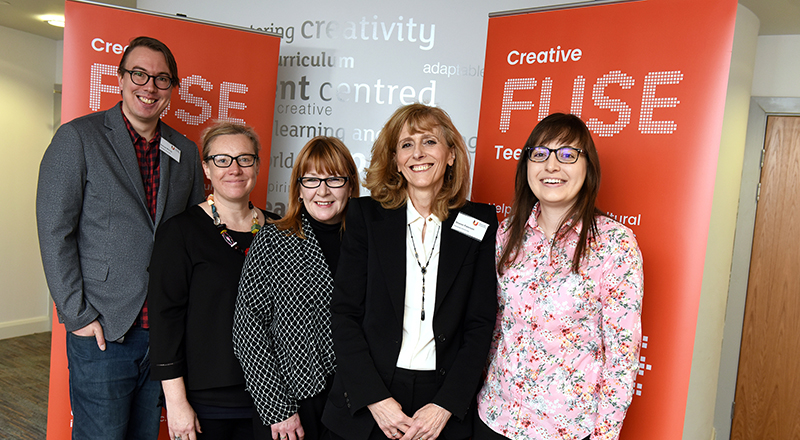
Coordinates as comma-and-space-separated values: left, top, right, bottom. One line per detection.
36, 36, 205, 439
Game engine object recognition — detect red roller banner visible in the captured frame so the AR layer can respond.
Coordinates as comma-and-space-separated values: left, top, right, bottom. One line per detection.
47, 1, 280, 438
471, 0, 736, 438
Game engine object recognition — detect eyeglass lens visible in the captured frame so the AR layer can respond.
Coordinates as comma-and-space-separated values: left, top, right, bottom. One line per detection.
299, 177, 348, 188
528, 146, 581, 164
127, 70, 173, 90
208, 154, 257, 167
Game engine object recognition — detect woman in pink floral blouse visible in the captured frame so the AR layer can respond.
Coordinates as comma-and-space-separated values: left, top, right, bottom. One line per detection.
475, 113, 643, 440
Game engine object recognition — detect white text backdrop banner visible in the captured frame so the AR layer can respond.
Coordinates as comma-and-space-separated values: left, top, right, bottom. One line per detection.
137, 0, 573, 214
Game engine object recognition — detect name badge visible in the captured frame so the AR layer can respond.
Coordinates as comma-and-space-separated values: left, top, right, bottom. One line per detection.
452, 212, 489, 241
160, 138, 181, 163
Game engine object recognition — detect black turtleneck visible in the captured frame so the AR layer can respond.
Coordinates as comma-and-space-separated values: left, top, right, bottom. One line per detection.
305, 211, 343, 278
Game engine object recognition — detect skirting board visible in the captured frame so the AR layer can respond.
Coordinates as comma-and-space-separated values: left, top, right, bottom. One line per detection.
0, 316, 52, 340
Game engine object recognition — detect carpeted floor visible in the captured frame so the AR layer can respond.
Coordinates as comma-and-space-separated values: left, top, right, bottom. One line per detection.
0, 332, 50, 439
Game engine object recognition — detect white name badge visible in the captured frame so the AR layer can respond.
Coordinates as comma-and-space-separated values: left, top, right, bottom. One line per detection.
452, 212, 489, 241
160, 138, 181, 163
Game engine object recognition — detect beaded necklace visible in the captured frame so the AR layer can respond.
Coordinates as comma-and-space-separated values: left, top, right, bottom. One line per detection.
207, 194, 260, 255
408, 222, 440, 321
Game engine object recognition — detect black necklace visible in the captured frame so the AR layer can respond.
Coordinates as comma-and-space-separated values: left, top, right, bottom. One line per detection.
408, 223, 440, 321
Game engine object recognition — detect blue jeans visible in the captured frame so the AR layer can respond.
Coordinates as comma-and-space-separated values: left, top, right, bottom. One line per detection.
66, 326, 162, 440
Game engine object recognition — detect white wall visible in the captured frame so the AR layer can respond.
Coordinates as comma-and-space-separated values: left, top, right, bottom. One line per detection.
682, 5, 760, 440
0, 25, 57, 339
709, 30, 800, 440
751, 35, 800, 97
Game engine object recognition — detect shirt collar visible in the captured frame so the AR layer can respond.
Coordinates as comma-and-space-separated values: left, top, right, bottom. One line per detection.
527, 202, 582, 236
120, 103, 161, 145
406, 199, 442, 227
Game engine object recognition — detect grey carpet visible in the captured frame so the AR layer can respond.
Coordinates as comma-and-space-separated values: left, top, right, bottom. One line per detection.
0, 332, 51, 439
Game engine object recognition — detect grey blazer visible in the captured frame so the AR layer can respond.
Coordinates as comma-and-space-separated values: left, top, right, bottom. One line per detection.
36, 102, 205, 341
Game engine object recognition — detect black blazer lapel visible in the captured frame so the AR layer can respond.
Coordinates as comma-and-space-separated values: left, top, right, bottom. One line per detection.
373, 206, 407, 328
434, 210, 474, 316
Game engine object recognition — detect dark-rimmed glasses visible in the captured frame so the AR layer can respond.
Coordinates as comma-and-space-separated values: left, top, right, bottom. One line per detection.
298, 176, 349, 188
526, 146, 584, 164
122, 69, 175, 90
205, 154, 258, 168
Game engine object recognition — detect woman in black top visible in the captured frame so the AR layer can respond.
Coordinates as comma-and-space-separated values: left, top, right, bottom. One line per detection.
233, 136, 361, 440
148, 121, 278, 440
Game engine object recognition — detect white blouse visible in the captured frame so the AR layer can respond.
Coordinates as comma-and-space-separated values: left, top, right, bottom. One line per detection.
396, 201, 442, 371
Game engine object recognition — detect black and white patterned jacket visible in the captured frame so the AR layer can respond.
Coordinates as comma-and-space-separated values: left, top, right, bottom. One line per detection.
233, 214, 336, 425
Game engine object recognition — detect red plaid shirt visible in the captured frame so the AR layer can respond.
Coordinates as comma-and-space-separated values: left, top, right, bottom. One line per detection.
121, 106, 161, 329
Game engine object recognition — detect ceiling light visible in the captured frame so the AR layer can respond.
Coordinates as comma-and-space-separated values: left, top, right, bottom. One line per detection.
41, 15, 65, 28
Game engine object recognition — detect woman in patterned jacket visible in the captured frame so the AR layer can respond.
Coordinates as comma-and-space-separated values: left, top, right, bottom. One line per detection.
233, 136, 360, 440
475, 114, 644, 440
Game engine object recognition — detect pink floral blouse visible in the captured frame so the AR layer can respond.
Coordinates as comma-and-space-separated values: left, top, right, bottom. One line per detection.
477, 205, 643, 440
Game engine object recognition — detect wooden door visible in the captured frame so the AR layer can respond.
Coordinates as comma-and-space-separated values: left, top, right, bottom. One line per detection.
731, 116, 800, 439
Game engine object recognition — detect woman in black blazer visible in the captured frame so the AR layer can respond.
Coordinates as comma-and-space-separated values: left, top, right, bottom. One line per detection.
322, 104, 498, 440
234, 137, 360, 440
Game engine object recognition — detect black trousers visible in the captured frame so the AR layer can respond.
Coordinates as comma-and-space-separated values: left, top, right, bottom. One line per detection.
197, 417, 254, 440
330, 368, 471, 440
254, 376, 333, 440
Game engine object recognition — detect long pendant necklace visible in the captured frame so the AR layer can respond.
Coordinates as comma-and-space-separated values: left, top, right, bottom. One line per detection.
207, 194, 260, 255
408, 222, 440, 321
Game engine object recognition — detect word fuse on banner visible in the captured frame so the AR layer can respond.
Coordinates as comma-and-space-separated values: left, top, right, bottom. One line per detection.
89, 63, 249, 125
499, 69, 683, 137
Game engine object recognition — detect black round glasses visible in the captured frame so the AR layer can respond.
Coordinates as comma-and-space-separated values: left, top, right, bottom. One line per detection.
123, 69, 175, 90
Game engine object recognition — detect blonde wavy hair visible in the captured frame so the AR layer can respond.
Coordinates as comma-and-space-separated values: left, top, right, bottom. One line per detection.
365, 104, 470, 220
